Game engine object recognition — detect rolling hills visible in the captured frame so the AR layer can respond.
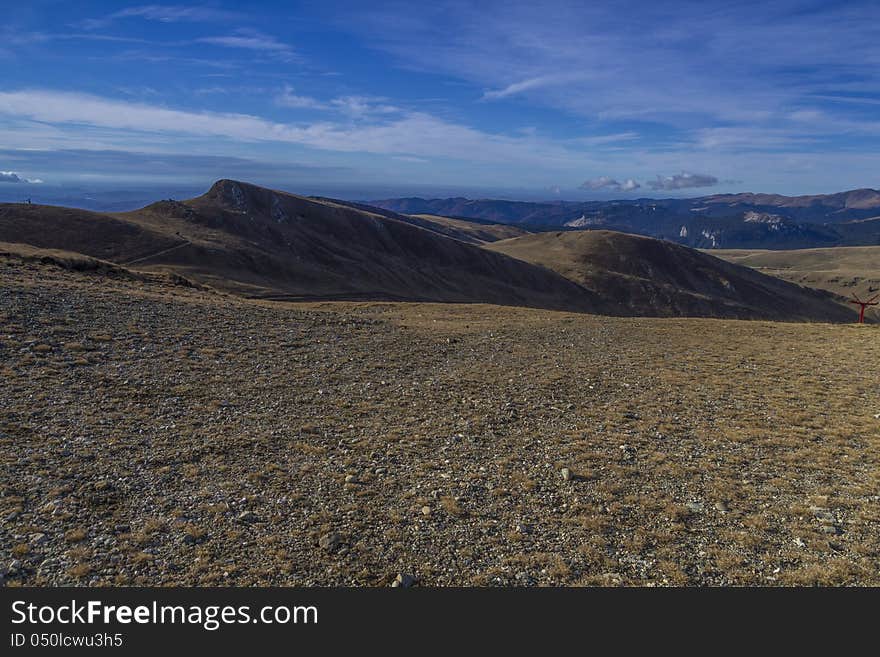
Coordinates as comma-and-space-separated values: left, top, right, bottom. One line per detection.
0, 180, 858, 322
486, 230, 855, 321
0, 180, 603, 312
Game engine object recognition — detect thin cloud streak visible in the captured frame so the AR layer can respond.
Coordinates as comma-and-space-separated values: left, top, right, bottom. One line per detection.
81, 5, 241, 30
0, 89, 603, 168
197, 29, 297, 61
340, 1, 880, 151
482, 76, 561, 100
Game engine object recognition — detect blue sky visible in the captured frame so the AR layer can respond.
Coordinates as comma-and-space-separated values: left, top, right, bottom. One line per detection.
2, 0, 880, 202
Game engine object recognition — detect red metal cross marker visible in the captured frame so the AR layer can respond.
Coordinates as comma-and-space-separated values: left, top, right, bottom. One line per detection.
850, 293, 879, 324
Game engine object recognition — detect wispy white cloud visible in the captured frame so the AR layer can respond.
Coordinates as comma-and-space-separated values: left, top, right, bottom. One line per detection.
330, 96, 399, 117
392, 155, 429, 163
0, 89, 597, 168
482, 75, 561, 100
3, 80, 878, 194
575, 132, 640, 146
81, 5, 240, 30
339, 1, 880, 152
107, 49, 241, 70
0, 30, 152, 47
808, 94, 880, 107
275, 87, 399, 116
692, 126, 819, 151
197, 29, 296, 61
275, 85, 325, 109
0, 148, 350, 186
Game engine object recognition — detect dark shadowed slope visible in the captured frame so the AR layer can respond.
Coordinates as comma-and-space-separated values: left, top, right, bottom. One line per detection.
0, 203, 181, 263
0, 180, 605, 313
487, 230, 855, 322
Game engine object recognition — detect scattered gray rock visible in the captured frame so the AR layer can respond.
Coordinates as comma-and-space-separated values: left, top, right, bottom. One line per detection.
392, 573, 416, 588
810, 507, 835, 523
4, 259, 877, 587
237, 511, 258, 523
319, 532, 343, 552
515, 572, 536, 585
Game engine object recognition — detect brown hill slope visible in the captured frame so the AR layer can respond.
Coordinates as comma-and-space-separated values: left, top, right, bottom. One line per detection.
0, 182, 857, 321
305, 197, 524, 245
410, 214, 529, 244
0, 203, 181, 263
487, 230, 855, 322
0, 180, 604, 312
712, 246, 880, 319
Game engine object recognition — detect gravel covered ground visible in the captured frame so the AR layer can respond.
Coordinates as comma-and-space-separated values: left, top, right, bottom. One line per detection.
2, 255, 879, 586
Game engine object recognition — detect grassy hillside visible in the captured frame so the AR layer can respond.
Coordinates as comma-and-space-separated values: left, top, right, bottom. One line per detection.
713, 246, 880, 316
488, 230, 856, 322
0, 181, 605, 313
0, 181, 862, 322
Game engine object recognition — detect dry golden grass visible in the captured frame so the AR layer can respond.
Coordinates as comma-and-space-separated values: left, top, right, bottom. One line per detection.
487, 230, 854, 321
713, 245, 880, 320
1, 255, 878, 586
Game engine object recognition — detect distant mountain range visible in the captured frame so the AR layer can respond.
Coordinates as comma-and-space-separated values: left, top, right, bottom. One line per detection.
370, 189, 880, 250
0, 180, 857, 322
